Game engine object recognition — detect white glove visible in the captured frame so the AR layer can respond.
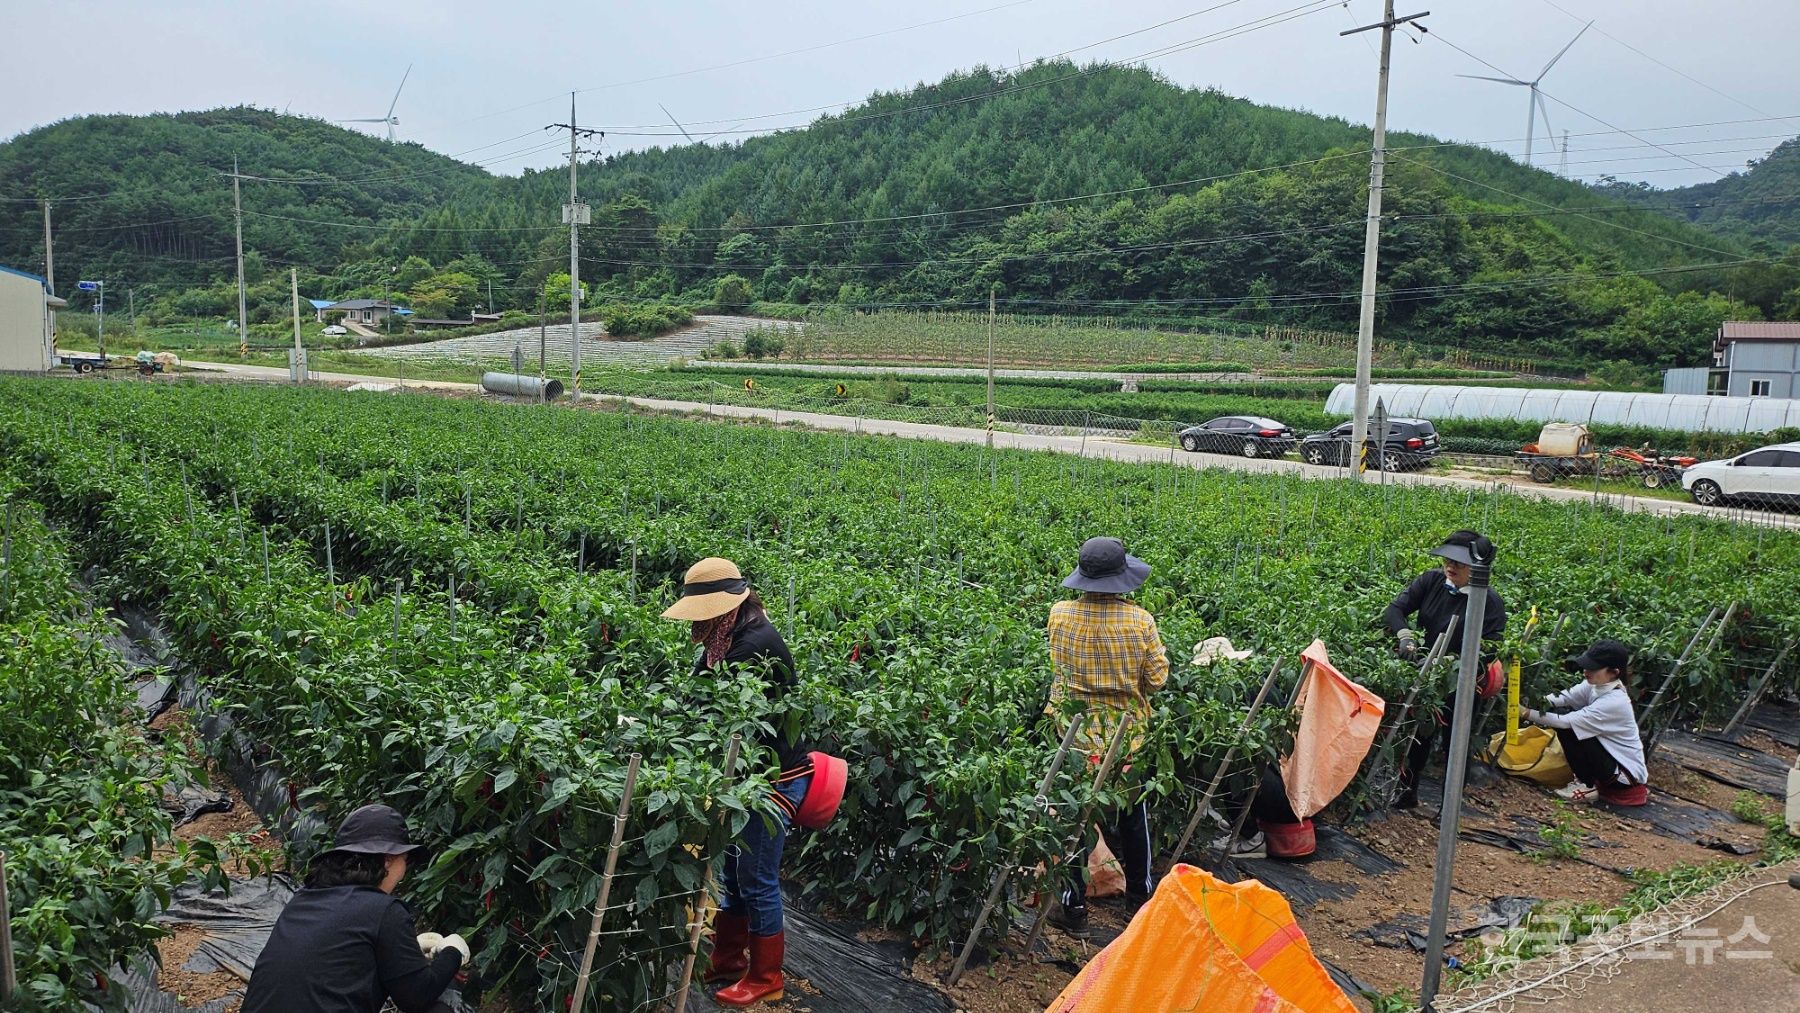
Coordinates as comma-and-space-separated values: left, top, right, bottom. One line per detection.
438, 933, 471, 966
416, 931, 444, 956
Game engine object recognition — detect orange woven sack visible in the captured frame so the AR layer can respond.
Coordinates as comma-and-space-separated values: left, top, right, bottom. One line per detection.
1047, 864, 1355, 1013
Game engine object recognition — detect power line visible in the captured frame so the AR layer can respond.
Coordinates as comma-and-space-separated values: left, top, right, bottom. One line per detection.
1537, 0, 1774, 118
1423, 25, 1731, 180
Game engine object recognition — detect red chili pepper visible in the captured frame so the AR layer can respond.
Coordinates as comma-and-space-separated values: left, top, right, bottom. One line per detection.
849, 643, 862, 663
483, 890, 495, 910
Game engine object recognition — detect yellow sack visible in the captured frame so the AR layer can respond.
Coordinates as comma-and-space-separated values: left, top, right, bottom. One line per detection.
1048, 864, 1355, 1013
1483, 726, 1572, 787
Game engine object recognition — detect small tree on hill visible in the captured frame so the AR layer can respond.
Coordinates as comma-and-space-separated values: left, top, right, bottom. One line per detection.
715, 274, 753, 313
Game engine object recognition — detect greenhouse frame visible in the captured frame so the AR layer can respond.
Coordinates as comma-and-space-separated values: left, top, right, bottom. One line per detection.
1324, 383, 1800, 434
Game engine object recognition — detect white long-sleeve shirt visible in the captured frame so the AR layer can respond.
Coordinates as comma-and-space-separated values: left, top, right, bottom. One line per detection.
1527, 680, 1647, 784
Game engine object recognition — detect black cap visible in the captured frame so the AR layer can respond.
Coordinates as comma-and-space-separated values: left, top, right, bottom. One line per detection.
323, 804, 422, 857
1567, 639, 1631, 672
1061, 537, 1151, 594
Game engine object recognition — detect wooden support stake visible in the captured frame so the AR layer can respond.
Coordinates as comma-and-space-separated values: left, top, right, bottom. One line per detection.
947, 715, 1087, 986
1172, 659, 1285, 860
1022, 715, 1134, 956
0, 850, 17, 1002
672, 735, 744, 1013
571, 752, 643, 1012
1721, 639, 1795, 740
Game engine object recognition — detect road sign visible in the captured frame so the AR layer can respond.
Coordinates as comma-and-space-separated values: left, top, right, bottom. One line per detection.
743, 378, 756, 391
834, 383, 848, 397
77, 280, 99, 291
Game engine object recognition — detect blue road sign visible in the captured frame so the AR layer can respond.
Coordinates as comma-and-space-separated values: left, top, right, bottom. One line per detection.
77, 280, 99, 291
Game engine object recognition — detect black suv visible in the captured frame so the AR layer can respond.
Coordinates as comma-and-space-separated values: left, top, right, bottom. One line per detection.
1299, 418, 1441, 471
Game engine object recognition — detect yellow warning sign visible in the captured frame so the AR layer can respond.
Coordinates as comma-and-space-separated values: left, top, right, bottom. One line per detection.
743, 378, 756, 391
834, 383, 848, 397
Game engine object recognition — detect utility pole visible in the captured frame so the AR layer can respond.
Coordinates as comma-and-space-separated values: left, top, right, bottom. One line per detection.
291, 268, 304, 383
231, 157, 248, 357
549, 94, 600, 402
1342, 4, 1428, 480
40, 200, 55, 348
40, 200, 53, 296
986, 284, 997, 450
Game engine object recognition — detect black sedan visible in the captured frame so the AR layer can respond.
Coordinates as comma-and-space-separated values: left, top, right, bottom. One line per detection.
1178, 416, 1298, 459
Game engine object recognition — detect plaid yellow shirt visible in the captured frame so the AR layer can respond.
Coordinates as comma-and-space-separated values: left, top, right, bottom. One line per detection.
1046, 593, 1169, 754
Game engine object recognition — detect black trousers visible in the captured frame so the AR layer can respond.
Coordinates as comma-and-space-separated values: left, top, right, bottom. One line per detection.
1402, 692, 1456, 786
1556, 727, 1631, 788
1061, 795, 1153, 910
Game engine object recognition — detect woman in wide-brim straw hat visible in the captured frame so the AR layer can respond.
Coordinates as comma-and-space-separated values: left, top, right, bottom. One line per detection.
662, 557, 813, 1008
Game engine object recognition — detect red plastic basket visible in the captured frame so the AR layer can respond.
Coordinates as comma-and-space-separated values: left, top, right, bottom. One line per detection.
1599, 782, 1648, 807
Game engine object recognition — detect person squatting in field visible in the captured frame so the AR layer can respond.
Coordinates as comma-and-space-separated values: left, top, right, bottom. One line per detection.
1522, 638, 1650, 806
242, 804, 471, 1013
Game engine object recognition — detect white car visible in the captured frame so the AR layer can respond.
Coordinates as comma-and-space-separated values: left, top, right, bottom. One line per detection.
1681, 441, 1800, 508
322, 324, 348, 336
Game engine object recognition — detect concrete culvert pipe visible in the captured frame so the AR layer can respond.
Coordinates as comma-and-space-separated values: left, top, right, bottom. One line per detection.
481, 372, 564, 400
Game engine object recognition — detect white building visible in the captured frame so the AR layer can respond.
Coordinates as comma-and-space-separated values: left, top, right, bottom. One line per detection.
0, 265, 62, 373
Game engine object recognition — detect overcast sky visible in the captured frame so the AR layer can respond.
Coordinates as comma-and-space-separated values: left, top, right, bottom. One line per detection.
6, 0, 1796, 190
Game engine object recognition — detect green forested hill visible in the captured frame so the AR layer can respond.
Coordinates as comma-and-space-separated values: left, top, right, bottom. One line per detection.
1602, 137, 1800, 248
2, 63, 1794, 366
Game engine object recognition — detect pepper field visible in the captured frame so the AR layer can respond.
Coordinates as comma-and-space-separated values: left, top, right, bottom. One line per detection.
0, 377, 1794, 1009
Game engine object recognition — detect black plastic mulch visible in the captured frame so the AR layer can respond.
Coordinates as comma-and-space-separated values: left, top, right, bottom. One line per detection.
1218, 823, 1403, 908
1657, 729, 1791, 796
1355, 895, 1539, 952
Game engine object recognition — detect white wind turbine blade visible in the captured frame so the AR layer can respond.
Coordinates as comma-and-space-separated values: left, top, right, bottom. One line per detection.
386, 65, 412, 121
1457, 74, 1529, 85
1534, 21, 1592, 83
658, 104, 696, 143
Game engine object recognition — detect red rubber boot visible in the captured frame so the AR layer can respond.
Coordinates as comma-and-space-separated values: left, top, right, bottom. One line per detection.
704, 911, 750, 984
713, 931, 784, 1007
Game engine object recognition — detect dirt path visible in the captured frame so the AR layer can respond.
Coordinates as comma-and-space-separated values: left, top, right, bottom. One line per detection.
1462, 863, 1800, 1013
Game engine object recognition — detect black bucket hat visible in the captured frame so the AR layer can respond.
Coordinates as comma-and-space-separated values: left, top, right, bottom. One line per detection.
323, 804, 424, 857
1062, 537, 1151, 594
1567, 639, 1631, 672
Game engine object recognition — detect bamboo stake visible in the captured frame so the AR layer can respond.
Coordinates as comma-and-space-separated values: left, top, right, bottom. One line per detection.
1721, 639, 1795, 740
571, 752, 643, 1011
1022, 715, 1134, 955
947, 715, 1086, 986
671, 735, 744, 1013
0, 851, 15, 1002
1171, 659, 1285, 860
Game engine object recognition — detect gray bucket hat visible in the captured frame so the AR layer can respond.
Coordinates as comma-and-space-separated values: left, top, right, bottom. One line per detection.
323, 804, 424, 857
1062, 537, 1151, 594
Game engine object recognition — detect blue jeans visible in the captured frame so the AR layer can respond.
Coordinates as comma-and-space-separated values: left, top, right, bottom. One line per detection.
722, 773, 811, 935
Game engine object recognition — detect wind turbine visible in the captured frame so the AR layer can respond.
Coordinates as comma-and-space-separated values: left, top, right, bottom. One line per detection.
1459, 22, 1590, 167
341, 65, 412, 142
657, 103, 749, 145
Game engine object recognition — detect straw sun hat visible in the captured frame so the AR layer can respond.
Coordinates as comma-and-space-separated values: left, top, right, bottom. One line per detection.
660, 557, 751, 622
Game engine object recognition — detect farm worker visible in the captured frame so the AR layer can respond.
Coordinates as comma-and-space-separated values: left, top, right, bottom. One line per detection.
663, 556, 813, 1008
1044, 536, 1169, 938
242, 804, 470, 1013
1521, 639, 1649, 805
1383, 529, 1509, 809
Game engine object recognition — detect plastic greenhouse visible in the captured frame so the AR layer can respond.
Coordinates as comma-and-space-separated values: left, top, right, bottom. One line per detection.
1324, 383, 1800, 435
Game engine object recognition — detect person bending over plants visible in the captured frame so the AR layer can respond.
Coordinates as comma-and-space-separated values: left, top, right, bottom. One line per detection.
666, 557, 814, 1008
1521, 639, 1649, 806
243, 804, 471, 1013
1384, 529, 1509, 809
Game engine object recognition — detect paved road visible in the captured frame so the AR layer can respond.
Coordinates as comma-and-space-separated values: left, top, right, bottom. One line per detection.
179, 360, 1800, 531
1528, 868, 1800, 1013
356, 314, 769, 367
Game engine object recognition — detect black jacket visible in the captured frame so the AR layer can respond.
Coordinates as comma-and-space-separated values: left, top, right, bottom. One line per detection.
694, 608, 812, 773
1383, 569, 1508, 651
242, 885, 461, 1013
